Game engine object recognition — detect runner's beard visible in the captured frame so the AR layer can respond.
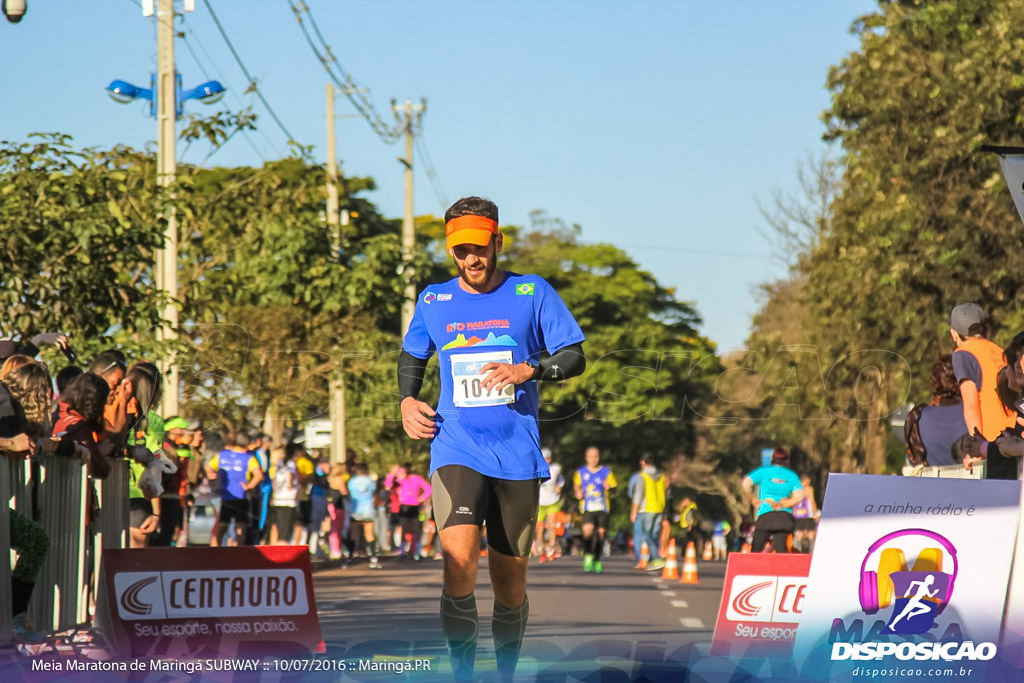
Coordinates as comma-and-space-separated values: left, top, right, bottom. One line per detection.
457, 256, 496, 288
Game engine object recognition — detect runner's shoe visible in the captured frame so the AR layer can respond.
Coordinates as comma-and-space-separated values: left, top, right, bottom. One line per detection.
594, 561, 603, 574
583, 554, 594, 573
538, 553, 547, 563
369, 556, 381, 569
12, 613, 46, 644
645, 558, 666, 572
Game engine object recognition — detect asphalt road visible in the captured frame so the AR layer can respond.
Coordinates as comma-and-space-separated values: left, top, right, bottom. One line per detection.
311, 550, 727, 682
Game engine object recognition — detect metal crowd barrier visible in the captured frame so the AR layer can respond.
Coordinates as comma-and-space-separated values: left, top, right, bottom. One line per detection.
29, 455, 90, 632
92, 458, 131, 640
1, 458, 14, 643
18, 455, 131, 635
902, 462, 987, 480
97, 460, 131, 551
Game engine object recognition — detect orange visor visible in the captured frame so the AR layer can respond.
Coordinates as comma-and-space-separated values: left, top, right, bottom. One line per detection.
445, 215, 499, 249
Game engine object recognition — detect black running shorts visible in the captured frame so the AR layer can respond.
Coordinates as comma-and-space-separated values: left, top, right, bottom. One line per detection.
219, 498, 250, 527
581, 510, 611, 530
431, 465, 540, 557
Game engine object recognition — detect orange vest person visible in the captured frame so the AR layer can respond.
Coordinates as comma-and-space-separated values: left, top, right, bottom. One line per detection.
949, 303, 1015, 441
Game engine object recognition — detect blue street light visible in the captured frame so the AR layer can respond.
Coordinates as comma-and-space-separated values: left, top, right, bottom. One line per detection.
106, 79, 153, 105
105, 73, 224, 119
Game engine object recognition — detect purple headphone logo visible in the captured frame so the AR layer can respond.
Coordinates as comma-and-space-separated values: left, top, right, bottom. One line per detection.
858, 529, 958, 635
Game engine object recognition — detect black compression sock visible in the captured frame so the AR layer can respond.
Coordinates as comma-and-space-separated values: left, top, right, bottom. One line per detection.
492, 596, 529, 678
12, 578, 34, 616
440, 592, 478, 682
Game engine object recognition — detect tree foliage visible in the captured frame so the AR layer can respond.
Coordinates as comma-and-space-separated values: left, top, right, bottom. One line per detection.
0, 134, 166, 361
717, 0, 1024, 487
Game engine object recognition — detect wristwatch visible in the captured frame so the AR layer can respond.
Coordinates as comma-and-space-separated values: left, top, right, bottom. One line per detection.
522, 358, 541, 381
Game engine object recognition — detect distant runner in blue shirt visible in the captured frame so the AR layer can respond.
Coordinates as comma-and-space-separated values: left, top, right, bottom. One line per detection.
741, 447, 804, 553
398, 196, 586, 682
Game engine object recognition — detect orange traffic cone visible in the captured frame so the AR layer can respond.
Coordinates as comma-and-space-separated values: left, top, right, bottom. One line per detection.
702, 540, 713, 561
637, 542, 650, 570
680, 541, 699, 584
662, 539, 680, 579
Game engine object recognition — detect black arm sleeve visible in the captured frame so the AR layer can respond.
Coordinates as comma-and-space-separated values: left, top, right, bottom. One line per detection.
398, 350, 430, 400
537, 342, 586, 382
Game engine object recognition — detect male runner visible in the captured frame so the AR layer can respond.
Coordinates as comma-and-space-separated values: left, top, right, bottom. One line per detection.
399, 196, 586, 682
573, 446, 617, 574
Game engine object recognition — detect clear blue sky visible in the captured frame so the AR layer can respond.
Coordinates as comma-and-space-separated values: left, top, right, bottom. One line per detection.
2, 0, 876, 351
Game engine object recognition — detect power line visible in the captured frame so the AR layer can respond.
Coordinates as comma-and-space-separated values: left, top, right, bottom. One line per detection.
179, 30, 211, 80
179, 19, 273, 161
287, 0, 403, 144
415, 134, 448, 212
202, 0, 298, 145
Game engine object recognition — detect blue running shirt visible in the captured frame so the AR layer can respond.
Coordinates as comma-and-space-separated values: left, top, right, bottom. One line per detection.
402, 273, 585, 480
575, 466, 617, 512
748, 465, 803, 516
348, 474, 376, 520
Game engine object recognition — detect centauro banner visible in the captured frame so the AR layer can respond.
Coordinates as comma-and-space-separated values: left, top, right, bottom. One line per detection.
101, 546, 323, 658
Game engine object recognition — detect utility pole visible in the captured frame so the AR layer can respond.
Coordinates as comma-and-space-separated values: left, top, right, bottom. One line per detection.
156, 0, 179, 418
325, 83, 346, 466
394, 99, 424, 336
325, 83, 340, 252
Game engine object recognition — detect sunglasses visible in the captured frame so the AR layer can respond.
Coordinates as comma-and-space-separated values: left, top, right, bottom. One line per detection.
98, 359, 127, 374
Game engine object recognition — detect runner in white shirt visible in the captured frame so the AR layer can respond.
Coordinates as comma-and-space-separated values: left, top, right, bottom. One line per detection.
535, 448, 564, 562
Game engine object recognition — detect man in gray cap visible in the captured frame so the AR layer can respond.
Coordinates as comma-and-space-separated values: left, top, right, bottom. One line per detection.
949, 303, 1015, 447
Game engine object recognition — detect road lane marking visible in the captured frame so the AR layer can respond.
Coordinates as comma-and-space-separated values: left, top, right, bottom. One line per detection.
680, 618, 704, 629
671, 600, 688, 608
661, 591, 677, 597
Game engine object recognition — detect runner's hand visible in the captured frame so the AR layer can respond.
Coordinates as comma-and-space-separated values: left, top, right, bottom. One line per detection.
401, 397, 438, 440
139, 514, 159, 534
479, 362, 534, 393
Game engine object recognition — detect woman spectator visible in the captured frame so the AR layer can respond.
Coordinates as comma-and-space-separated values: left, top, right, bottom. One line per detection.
905, 355, 968, 468
123, 362, 164, 548
1, 361, 53, 643
53, 372, 111, 480
0, 354, 35, 381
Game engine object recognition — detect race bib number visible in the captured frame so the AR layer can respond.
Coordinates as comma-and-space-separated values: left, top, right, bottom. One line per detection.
450, 351, 516, 408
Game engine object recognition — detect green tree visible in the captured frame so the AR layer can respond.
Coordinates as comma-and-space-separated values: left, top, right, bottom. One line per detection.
808, 0, 1024, 471
0, 134, 166, 362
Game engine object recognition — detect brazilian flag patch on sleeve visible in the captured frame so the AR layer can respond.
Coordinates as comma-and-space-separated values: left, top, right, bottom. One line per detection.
515, 283, 535, 296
